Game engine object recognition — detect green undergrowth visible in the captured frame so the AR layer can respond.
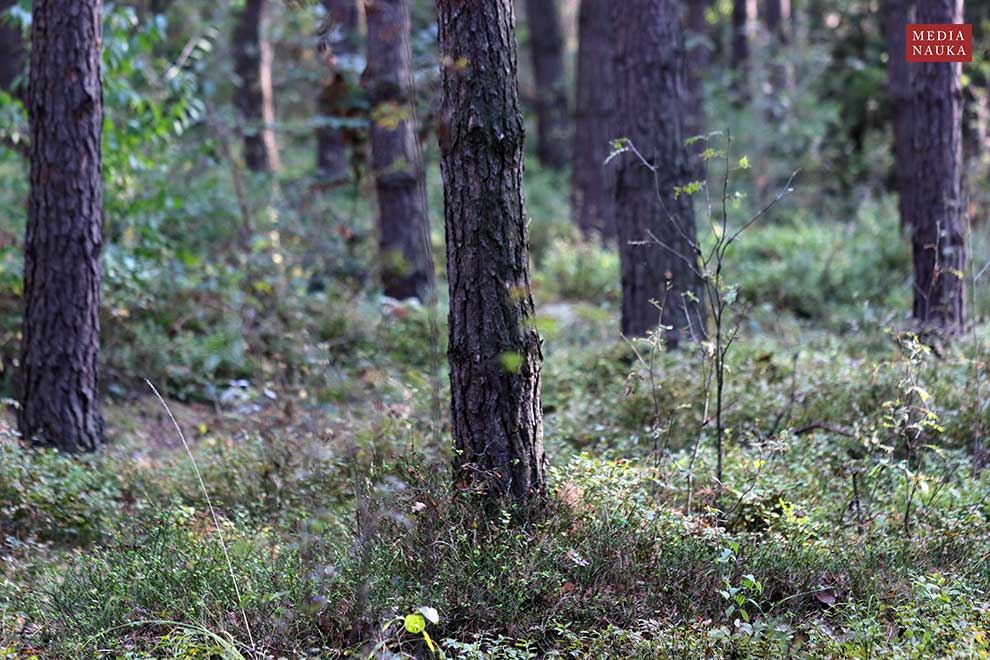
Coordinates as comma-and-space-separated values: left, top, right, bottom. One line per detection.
2, 309, 989, 657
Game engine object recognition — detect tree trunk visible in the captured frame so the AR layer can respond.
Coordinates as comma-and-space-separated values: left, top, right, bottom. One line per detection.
764, 0, 791, 101
0, 0, 25, 98
764, 0, 785, 36
437, 0, 546, 501
364, 0, 434, 300
731, 0, 751, 100
611, 0, 706, 347
234, 0, 279, 172
571, 0, 616, 240
524, 0, 568, 169
317, 0, 361, 181
883, 0, 913, 230
805, 0, 827, 37
907, 0, 966, 332
20, 0, 105, 453
684, 0, 710, 177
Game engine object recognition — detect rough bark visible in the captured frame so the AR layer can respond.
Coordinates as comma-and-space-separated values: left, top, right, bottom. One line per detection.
611, 0, 706, 346
20, 0, 105, 453
437, 0, 546, 501
907, 0, 966, 331
571, 0, 616, 240
233, 0, 279, 172
883, 0, 913, 229
364, 0, 434, 300
317, 0, 361, 180
524, 0, 568, 168
0, 0, 25, 98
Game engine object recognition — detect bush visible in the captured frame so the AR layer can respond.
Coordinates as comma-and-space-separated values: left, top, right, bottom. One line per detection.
535, 238, 620, 304
726, 198, 910, 324
34, 509, 306, 655
0, 441, 123, 543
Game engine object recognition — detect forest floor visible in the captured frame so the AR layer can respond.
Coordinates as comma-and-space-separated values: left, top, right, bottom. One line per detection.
2, 287, 990, 658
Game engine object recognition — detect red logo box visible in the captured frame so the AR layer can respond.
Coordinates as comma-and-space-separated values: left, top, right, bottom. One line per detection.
906, 24, 972, 62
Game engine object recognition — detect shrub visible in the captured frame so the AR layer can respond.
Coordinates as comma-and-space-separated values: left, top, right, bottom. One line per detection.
0, 441, 123, 544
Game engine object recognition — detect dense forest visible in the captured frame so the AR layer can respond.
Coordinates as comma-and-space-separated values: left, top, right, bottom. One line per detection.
1, 0, 989, 657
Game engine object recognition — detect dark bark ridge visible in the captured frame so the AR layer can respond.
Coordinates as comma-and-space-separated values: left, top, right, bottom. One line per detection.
20, 0, 105, 452
524, 0, 569, 168
364, 0, 435, 300
438, 0, 546, 500
571, 0, 616, 240
908, 0, 966, 332
611, 0, 706, 346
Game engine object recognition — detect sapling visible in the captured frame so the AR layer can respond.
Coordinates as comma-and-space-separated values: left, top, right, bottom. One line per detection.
611, 131, 796, 512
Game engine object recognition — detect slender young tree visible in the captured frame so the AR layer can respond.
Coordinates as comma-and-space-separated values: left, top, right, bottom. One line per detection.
364, 0, 434, 300
317, 0, 361, 180
20, 0, 105, 452
611, 0, 706, 346
906, 0, 966, 331
233, 0, 279, 172
571, 0, 616, 240
524, 0, 568, 168
437, 0, 546, 500
883, 0, 913, 229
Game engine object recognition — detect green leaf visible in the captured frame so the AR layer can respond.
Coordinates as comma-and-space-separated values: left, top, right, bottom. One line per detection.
500, 352, 524, 374
604, 138, 630, 165
404, 612, 426, 635
674, 181, 703, 199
